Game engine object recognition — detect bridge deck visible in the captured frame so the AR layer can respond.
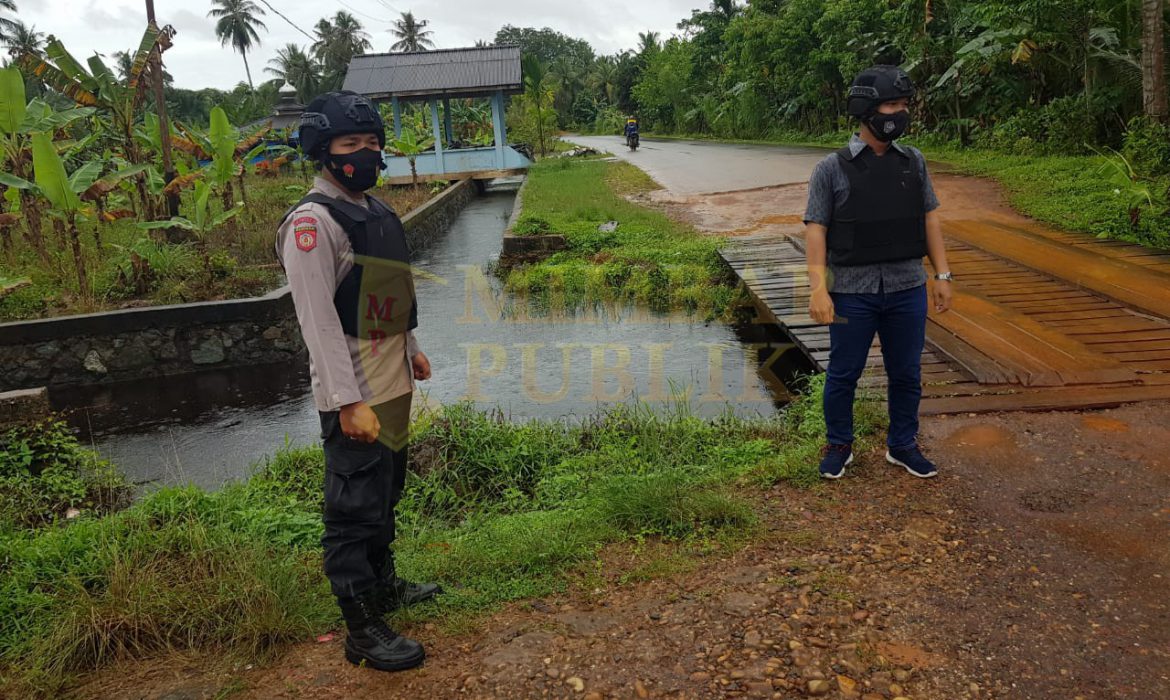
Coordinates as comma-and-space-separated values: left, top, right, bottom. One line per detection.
721, 220, 1170, 415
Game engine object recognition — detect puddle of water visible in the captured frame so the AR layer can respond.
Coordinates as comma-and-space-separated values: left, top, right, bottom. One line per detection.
53, 189, 807, 490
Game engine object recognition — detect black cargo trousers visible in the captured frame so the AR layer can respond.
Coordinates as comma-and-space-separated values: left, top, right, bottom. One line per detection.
317, 393, 412, 600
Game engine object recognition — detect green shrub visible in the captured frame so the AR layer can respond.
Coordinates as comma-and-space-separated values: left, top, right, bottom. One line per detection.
512, 215, 552, 235
0, 419, 131, 530
1122, 116, 1170, 180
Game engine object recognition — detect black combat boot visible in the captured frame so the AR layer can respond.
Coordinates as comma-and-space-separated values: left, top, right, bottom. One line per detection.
338, 591, 425, 672
374, 556, 443, 614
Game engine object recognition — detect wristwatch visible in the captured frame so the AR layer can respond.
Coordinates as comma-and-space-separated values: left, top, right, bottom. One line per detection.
934, 271, 953, 281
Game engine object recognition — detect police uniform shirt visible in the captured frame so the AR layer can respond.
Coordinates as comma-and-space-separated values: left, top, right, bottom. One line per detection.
803, 134, 941, 294
276, 176, 420, 413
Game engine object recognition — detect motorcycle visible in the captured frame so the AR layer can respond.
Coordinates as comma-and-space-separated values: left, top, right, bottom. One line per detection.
626, 132, 639, 151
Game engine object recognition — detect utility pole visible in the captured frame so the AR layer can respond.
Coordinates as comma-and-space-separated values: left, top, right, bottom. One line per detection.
145, 0, 180, 217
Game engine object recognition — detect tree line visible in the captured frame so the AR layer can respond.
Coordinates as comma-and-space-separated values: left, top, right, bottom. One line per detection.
508, 0, 1168, 157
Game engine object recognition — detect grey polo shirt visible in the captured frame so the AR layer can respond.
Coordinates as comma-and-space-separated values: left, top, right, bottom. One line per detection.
803, 134, 939, 294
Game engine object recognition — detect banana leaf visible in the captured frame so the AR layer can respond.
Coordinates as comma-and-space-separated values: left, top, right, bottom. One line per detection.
209, 106, 237, 184
19, 101, 95, 133
81, 164, 149, 201
43, 36, 98, 92
31, 132, 81, 213
0, 67, 27, 135
17, 54, 99, 107
0, 171, 35, 190
67, 160, 104, 195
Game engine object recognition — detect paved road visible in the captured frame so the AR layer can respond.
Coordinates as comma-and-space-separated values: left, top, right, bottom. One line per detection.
566, 135, 828, 195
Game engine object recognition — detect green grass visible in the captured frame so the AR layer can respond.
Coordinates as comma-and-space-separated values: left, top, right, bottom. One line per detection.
922, 145, 1169, 249
502, 158, 747, 319
0, 375, 884, 696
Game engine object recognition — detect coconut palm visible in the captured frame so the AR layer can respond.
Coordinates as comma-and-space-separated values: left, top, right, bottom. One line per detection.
389, 11, 435, 52
266, 43, 321, 101
208, 0, 267, 89
312, 11, 371, 90
0, 0, 18, 44
637, 31, 660, 55
4, 20, 43, 59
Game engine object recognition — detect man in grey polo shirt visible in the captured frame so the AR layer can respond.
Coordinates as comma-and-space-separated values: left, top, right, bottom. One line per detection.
802, 65, 953, 480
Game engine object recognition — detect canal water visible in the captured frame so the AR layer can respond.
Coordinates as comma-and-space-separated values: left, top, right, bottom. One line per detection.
53, 185, 804, 490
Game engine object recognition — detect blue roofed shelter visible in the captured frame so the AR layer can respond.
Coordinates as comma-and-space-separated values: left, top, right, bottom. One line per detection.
342, 45, 532, 184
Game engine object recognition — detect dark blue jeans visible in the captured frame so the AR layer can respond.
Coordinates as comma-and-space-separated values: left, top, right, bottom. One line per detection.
824, 284, 927, 449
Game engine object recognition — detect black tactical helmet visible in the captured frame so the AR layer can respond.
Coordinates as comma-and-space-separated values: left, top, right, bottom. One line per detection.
846, 65, 915, 119
299, 91, 386, 160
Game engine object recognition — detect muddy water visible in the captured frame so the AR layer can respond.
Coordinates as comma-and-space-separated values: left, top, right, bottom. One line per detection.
54, 187, 803, 490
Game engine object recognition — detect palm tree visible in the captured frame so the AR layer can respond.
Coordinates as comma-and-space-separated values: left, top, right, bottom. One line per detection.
589, 55, 619, 104
637, 31, 660, 56
0, 0, 18, 44
267, 43, 321, 101
110, 50, 134, 81
390, 11, 435, 52
522, 54, 550, 156
4, 20, 43, 59
208, 0, 267, 89
312, 11, 371, 89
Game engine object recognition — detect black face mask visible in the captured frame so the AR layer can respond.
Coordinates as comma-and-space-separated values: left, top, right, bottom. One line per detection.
326, 147, 383, 192
866, 110, 910, 143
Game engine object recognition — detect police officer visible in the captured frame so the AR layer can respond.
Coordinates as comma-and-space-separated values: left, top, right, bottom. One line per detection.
276, 91, 441, 672
802, 65, 954, 480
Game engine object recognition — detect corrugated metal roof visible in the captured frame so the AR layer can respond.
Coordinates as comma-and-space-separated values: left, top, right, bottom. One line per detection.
342, 45, 523, 99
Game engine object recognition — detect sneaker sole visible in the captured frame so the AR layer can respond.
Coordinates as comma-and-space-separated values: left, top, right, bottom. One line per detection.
885, 451, 938, 479
820, 452, 854, 480
345, 643, 426, 672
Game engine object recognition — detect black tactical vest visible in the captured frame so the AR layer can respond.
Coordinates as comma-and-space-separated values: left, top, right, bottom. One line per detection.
287, 193, 418, 339
826, 146, 927, 267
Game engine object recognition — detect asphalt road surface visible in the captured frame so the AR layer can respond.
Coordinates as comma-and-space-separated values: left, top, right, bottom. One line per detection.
566, 134, 829, 195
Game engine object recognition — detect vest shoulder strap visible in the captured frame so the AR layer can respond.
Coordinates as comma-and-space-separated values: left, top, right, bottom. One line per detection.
297, 192, 371, 225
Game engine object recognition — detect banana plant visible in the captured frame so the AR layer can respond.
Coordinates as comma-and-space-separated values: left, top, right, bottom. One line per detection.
0, 66, 94, 262
29, 132, 87, 291
389, 127, 434, 188
18, 25, 176, 218
137, 179, 241, 278
171, 106, 270, 206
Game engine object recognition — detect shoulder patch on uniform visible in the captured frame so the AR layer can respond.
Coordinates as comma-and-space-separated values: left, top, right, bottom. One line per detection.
294, 216, 318, 252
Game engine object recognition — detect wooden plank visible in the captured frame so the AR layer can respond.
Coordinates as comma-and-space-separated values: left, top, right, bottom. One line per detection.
1050, 318, 1168, 333
925, 324, 1014, 385
1026, 309, 1133, 321
1007, 299, 1116, 311
1110, 349, 1170, 362
945, 219, 1170, 320
921, 383, 1170, 415
1090, 339, 1170, 353
928, 290, 1138, 387
1079, 330, 1170, 344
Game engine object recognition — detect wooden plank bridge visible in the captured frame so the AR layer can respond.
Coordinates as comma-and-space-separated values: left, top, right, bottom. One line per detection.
721, 217, 1170, 415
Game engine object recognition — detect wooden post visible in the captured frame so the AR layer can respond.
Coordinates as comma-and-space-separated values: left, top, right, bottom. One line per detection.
391, 95, 402, 139
443, 97, 454, 144
429, 98, 444, 174
145, 0, 179, 218
491, 90, 506, 169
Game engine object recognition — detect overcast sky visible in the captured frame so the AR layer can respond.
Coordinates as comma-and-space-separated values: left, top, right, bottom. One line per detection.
13, 0, 703, 90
